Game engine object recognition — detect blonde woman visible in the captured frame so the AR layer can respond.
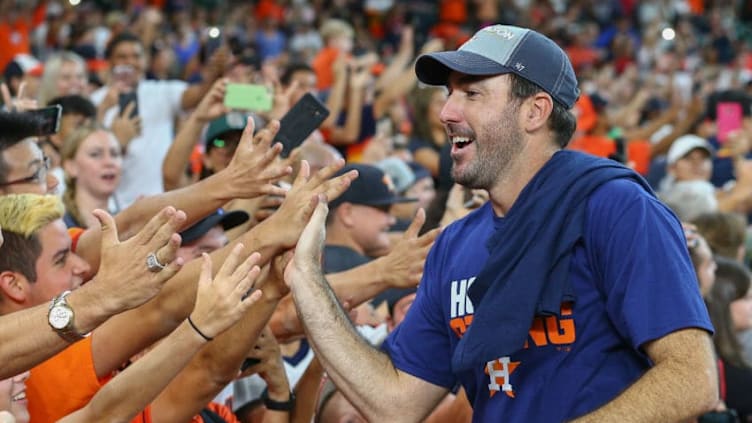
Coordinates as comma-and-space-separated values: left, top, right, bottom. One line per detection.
37, 52, 88, 106
61, 123, 122, 228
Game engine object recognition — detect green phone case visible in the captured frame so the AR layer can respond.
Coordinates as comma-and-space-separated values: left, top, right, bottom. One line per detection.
224, 83, 273, 111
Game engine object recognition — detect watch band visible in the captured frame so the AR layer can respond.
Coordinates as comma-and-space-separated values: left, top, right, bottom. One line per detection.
48, 290, 85, 342
262, 389, 295, 412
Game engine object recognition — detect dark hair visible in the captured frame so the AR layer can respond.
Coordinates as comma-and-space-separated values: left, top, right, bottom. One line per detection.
706, 256, 751, 368
0, 231, 41, 282
508, 73, 577, 148
46, 95, 97, 118
0, 111, 45, 183
105, 32, 142, 59
408, 85, 446, 148
280, 62, 314, 86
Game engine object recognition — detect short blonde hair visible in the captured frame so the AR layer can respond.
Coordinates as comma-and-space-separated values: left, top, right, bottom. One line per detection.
0, 194, 65, 283
0, 194, 64, 238
319, 19, 354, 42
37, 52, 87, 106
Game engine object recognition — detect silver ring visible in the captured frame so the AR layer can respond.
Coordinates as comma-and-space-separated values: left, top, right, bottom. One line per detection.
146, 252, 165, 273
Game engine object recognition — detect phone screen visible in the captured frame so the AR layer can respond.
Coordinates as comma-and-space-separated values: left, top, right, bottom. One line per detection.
118, 92, 138, 118
717, 102, 743, 144
224, 84, 273, 112
28, 105, 62, 136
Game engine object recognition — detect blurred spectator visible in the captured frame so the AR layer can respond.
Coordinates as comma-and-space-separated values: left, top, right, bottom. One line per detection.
60, 123, 122, 228
660, 180, 719, 222
407, 85, 448, 178
2, 54, 43, 100
37, 52, 87, 106
705, 257, 752, 421
692, 212, 748, 262
91, 31, 222, 207
176, 208, 249, 262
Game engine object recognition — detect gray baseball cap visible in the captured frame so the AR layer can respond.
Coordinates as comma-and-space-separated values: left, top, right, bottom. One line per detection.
415, 25, 579, 109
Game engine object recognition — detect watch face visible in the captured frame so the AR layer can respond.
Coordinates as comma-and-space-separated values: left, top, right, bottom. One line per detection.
49, 306, 73, 330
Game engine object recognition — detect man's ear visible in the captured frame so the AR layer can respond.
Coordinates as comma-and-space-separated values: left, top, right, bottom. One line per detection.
522, 92, 554, 133
337, 203, 355, 228
0, 271, 28, 303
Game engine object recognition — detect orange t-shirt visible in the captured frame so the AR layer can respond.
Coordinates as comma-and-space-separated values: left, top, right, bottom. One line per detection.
568, 134, 616, 158
26, 337, 152, 423
0, 19, 31, 71
311, 47, 340, 91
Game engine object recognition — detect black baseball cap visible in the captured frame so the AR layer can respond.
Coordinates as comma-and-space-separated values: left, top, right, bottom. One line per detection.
329, 164, 416, 209
179, 208, 249, 244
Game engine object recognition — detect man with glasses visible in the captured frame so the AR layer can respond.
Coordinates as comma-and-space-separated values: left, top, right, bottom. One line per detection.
0, 112, 58, 195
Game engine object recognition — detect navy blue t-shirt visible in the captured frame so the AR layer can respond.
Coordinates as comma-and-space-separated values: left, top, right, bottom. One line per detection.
383, 179, 713, 422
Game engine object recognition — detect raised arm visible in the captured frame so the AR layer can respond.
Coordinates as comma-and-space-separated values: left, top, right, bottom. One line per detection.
286, 197, 447, 421
88, 159, 357, 380
0, 207, 182, 379
75, 117, 291, 276
163, 78, 229, 191
270, 209, 439, 341
60, 246, 264, 423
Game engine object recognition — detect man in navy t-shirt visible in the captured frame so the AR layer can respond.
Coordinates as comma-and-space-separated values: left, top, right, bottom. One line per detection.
284, 24, 719, 422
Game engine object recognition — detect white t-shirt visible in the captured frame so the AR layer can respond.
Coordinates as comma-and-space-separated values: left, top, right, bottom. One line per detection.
91, 79, 187, 207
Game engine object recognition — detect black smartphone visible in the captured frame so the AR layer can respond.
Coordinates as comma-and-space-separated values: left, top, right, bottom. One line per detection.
118, 92, 138, 118
240, 357, 261, 372
276, 93, 330, 157
28, 105, 62, 135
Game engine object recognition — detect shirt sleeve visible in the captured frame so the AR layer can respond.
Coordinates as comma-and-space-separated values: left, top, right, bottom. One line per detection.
382, 232, 457, 389
586, 179, 713, 351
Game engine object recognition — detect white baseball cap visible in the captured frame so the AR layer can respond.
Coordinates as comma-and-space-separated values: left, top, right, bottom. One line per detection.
667, 135, 715, 165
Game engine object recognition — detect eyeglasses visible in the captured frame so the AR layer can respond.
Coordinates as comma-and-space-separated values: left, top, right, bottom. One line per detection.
0, 156, 51, 187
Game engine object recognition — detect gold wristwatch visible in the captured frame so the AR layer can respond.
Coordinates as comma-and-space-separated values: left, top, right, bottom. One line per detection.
47, 290, 85, 342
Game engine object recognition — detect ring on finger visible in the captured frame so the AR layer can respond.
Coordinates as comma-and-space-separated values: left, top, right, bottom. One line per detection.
146, 252, 166, 272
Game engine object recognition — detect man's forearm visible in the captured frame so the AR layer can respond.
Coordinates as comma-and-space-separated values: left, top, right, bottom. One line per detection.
75, 174, 237, 276
270, 258, 391, 341
151, 295, 280, 423
290, 264, 415, 421
571, 329, 717, 423
0, 283, 120, 379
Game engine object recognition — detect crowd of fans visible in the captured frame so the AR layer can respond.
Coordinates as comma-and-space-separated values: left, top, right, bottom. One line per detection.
1, 0, 752, 421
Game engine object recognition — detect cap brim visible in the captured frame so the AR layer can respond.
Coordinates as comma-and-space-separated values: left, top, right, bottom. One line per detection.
180, 210, 249, 244
415, 51, 512, 86
364, 196, 418, 206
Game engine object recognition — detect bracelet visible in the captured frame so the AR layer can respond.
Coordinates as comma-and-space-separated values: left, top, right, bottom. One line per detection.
187, 316, 213, 342
262, 388, 295, 412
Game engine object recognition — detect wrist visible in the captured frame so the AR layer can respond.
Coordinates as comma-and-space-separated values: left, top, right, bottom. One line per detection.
68, 283, 121, 333
262, 388, 295, 412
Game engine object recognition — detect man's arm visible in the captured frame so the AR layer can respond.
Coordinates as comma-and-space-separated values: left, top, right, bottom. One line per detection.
571, 328, 718, 423
89, 160, 357, 379
270, 209, 439, 341
59, 247, 264, 423
286, 197, 447, 421
74, 117, 291, 277
0, 207, 183, 379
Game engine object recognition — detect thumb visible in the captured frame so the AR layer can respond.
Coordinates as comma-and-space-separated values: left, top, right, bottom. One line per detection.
92, 209, 119, 247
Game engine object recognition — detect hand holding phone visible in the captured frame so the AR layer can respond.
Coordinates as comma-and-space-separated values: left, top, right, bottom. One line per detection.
118, 92, 139, 118
276, 93, 330, 157
717, 102, 743, 144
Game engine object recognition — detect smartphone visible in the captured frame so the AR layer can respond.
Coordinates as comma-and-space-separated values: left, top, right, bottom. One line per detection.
203, 27, 223, 62
118, 92, 138, 118
240, 357, 261, 372
717, 101, 743, 144
28, 105, 62, 135
224, 83, 273, 112
276, 93, 330, 157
